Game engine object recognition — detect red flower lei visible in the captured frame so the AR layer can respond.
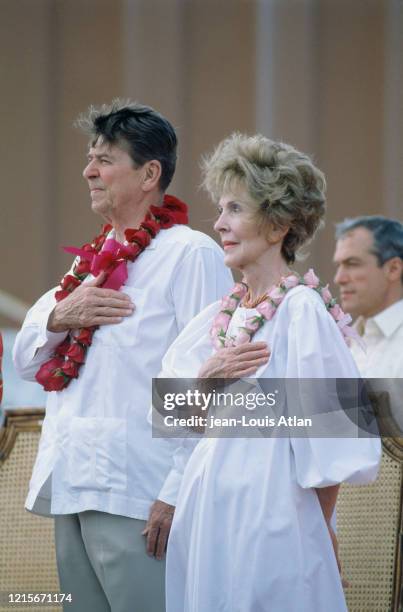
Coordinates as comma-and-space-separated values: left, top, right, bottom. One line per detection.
36, 194, 188, 392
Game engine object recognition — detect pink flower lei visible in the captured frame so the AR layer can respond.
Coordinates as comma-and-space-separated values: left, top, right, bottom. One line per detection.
210, 269, 359, 350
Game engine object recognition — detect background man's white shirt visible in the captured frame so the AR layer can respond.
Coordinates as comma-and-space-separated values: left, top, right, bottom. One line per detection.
350, 299, 403, 378
350, 299, 403, 430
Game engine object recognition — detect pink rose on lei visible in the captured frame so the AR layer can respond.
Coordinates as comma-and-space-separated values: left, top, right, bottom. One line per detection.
267, 286, 284, 305
234, 330, 251, 346
244, 317, 262, 333
256, 300, 277, 320
210, 326, 225, 349
231, 283, 248, 299
303, 268, 320, 288
213, 337, 225, 349
320, 284, 333, 304
214, 312, 232, 330
210, 324, 224, 340
221, 296, 238, 311
210, 325, 220, 338
329, 303, 345, 321
281, 274, 300, 290
336, 312, 352, 329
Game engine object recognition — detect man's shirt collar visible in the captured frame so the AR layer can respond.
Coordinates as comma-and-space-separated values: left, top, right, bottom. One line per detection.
356, 299, 403, 338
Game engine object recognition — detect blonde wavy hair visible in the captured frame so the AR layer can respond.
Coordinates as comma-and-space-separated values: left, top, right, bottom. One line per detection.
202, 133, 326, 264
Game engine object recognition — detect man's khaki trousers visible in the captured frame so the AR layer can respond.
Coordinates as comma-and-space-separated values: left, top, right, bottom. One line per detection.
54, 511, 165, 612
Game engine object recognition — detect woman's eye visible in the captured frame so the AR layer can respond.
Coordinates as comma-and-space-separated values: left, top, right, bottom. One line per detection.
215, 202, 242, 215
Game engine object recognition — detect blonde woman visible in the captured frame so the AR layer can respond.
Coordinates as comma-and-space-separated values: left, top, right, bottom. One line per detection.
162, 134, 381, 612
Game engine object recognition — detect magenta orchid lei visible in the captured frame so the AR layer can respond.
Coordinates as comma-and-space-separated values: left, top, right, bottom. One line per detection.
210, 269, 359, 350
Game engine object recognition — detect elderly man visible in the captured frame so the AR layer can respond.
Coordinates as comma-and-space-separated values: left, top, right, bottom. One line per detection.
13, 101, 232, 612
333, 215, 403, 432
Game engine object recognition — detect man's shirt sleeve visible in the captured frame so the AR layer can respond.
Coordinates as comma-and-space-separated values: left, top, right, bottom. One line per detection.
12, 288, 68, 381
170, 244, 233, 333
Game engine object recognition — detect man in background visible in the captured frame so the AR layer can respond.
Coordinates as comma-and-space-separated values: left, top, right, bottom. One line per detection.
333, 215, 403, 430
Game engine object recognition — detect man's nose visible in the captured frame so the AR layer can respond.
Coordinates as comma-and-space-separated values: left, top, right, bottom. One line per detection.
334, 265, 348, 286
83, 160, 98, 180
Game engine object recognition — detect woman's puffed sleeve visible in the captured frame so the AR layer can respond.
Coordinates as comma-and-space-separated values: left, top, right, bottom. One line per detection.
284, 290, 381, 488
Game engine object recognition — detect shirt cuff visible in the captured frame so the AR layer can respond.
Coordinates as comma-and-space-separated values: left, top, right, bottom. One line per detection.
37, 307, 69, 351
157, 469, 183, 507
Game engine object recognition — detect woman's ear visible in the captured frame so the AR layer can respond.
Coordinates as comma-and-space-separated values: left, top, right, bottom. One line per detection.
142, 160, 162, 192
267, 223, 289, 245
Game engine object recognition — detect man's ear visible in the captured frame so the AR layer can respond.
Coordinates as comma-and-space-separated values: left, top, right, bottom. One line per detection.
384, 257, 403, 282
142, 160, 162, 192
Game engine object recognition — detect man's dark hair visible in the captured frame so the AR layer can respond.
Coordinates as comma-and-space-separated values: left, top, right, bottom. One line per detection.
335, 215, 403, 266
76, 99, 177, 191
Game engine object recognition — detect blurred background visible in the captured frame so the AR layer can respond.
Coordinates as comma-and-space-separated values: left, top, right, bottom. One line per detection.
0, 0, 402, 409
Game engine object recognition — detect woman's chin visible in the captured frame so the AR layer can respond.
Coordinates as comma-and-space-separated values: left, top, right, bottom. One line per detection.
224, 254, 243, 271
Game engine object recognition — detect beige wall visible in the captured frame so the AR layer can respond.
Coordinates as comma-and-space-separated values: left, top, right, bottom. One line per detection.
1, 0, 402, 327
257, 0, 390, 286
0, 0, 54, 307
0, 0, 126, 326
316, 0, 386, 286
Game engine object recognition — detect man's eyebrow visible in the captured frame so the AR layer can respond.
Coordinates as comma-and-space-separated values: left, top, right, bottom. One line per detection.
87, 151, 113, 160
333, 256, 363, 265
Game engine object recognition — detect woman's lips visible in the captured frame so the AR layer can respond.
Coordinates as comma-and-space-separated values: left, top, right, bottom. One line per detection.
222, 241, 238, 250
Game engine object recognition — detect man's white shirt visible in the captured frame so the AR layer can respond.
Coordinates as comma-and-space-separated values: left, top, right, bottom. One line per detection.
350, 299, 403, 378
13, 225, 233, 520
350, 299, 403, 431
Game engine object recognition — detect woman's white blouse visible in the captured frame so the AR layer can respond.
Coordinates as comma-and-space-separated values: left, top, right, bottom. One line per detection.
162, 285, 381, 612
